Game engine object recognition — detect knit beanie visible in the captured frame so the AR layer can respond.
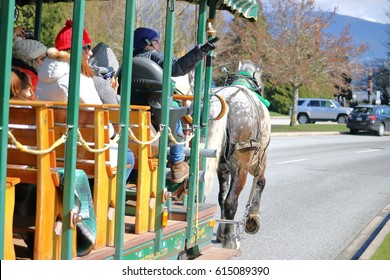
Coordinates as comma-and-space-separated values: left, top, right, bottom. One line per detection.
133, 27, 160, 51
13, 38, 47, 60
12, 38, 47, 71
55, 20, 92, 51
89, 42, 119, 75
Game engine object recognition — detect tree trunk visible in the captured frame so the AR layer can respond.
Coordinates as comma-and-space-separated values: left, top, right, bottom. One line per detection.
289, 84, 300, 126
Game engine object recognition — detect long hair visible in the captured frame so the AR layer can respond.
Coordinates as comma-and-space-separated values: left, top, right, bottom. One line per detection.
81, 59, 95, 78
10, 68, 33, 100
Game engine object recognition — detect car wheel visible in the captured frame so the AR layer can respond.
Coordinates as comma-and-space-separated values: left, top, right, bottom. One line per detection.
337, 115, 348, 124
377, 123, 385, 136
349, 129, 358, 134
298, 113, 310, 124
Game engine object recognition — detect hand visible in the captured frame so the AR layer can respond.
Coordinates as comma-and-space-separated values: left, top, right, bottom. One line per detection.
13, 26, 26, 40
110, 77, 119, 92
201, 37, 219, 53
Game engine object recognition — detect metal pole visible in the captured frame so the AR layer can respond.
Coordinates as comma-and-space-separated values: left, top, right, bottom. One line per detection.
154, 0, 176, 252
61, 0, 86, 259
0, 0, 16, 260
114, 0, 136, 260
186, 0, 207, 244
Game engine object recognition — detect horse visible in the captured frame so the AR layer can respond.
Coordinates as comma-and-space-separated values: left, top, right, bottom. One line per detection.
172, 60, 271, 249
203, 60, 271, 249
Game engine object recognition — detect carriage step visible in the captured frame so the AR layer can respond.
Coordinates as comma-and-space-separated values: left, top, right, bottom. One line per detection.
215, 218, 242, 225
196, 245, 239, 260
167, 147, 217, 158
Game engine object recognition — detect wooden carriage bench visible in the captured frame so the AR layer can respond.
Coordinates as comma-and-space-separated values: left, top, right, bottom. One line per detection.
51, 102, 118, 249
3, 177, 20, 260
7, 100, 62, 260
108, 104, 159, 234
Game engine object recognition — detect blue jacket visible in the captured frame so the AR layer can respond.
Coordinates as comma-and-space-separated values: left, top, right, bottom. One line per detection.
133, 45, 205, 77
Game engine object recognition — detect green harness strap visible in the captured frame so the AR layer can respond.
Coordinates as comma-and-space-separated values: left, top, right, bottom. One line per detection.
232, 72, 270, 108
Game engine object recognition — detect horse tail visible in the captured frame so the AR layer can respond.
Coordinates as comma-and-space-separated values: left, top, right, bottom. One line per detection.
203, 102, 229, 197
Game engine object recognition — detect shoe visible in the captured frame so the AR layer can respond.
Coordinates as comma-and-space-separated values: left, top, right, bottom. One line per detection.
171, 161, 189, 183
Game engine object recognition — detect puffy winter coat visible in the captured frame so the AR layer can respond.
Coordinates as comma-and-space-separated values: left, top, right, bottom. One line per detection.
37, 48, 102, 104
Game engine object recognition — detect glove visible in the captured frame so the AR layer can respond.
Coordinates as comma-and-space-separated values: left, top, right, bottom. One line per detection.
201, 37, 219, 53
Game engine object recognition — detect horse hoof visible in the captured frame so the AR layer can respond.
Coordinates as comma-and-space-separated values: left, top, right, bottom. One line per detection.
245, 214, 261, 234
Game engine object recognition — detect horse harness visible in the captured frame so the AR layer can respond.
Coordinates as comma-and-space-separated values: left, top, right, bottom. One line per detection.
214, 75, 270, 239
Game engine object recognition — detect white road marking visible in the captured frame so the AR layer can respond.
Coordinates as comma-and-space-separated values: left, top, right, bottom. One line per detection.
356, 149, 382, 154
275, 159, 306, 164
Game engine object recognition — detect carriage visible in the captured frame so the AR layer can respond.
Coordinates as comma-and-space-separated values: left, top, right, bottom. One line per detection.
0, 0, 267, 260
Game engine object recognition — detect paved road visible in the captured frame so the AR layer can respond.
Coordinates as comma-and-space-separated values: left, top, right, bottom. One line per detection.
205, 134, 390, 259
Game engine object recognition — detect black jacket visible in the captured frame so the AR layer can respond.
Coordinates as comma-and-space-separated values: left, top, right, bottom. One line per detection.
133, 45, 205, 77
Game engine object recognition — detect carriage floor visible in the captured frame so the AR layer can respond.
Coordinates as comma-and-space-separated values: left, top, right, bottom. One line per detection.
11, 203, 238, 260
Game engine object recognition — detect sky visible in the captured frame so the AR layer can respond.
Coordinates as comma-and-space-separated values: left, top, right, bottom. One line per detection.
262, 0, 390, 24
314, 0, 389, 24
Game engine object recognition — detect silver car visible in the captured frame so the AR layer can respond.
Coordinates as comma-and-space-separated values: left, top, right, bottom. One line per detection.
294, 98, 353, 124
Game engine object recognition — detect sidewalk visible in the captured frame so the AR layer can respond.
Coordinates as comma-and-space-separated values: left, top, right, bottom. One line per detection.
337, 203, 390, 260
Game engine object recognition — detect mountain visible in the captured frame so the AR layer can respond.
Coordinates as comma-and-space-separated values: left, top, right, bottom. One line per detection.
325, 13, 389, 60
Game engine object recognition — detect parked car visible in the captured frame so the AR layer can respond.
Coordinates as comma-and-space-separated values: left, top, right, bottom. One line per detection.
347, 104, 390, 136
293, 98, 352, 124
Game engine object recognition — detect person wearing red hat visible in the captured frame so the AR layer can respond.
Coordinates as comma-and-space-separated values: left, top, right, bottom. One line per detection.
37, 20, 134, 181
36, 20, 100, 104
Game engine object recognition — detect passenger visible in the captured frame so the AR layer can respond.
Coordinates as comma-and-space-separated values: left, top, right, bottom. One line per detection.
10, 67, 34, 100
37, 20, 134, 181
36, 20, 101, 104
12, 38, 47, 100
132, 27, 218, 183
133, 27, 217, 77
89, 42, 120, 104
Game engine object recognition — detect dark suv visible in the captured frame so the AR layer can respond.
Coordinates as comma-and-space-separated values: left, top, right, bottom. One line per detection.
347, 105, 390, 136
293, 98, 352, 124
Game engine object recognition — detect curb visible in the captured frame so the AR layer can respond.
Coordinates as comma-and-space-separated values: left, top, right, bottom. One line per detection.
336, 202, 390, 260
271, 131, 342, 137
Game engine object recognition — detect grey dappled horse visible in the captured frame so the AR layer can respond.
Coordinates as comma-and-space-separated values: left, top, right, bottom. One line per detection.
204, 60, 271, 249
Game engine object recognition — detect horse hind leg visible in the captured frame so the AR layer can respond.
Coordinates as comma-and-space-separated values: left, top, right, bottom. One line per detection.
216, 161, 229, 244
221, 159, 251, 249
245, 155, 267, 235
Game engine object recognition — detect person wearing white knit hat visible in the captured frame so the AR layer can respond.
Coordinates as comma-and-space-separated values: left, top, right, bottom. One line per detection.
12, 38, 47, 99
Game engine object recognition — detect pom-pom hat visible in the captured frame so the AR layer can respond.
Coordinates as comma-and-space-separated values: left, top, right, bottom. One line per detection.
133, 27, 160, 51
55, 20, 92, 51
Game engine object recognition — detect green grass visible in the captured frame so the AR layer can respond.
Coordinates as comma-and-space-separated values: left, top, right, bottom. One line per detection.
269, 111, 288, 117
271, 124, 349, 133
371, 230, 390, 260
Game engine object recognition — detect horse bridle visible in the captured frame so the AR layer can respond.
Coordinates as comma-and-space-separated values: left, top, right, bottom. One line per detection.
224, 72, 262, 96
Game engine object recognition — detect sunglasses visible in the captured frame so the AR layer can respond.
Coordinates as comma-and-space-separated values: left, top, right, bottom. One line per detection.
82, 44, 92, 51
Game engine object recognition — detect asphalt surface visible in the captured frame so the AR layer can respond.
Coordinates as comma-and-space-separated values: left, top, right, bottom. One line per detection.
271, 116, 390, 259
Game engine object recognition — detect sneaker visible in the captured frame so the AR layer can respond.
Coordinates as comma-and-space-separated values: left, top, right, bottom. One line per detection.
171, 161, 189, 183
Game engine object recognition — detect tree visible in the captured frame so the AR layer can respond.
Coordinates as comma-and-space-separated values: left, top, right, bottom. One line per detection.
258, 0, 367, 125
213, 1, 266, 85
84, 0, 199, 61
14, 3, 70, 47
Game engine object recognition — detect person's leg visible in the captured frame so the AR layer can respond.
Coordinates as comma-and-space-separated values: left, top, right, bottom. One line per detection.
170, 120, 189, 183
126, 149, 135, 181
